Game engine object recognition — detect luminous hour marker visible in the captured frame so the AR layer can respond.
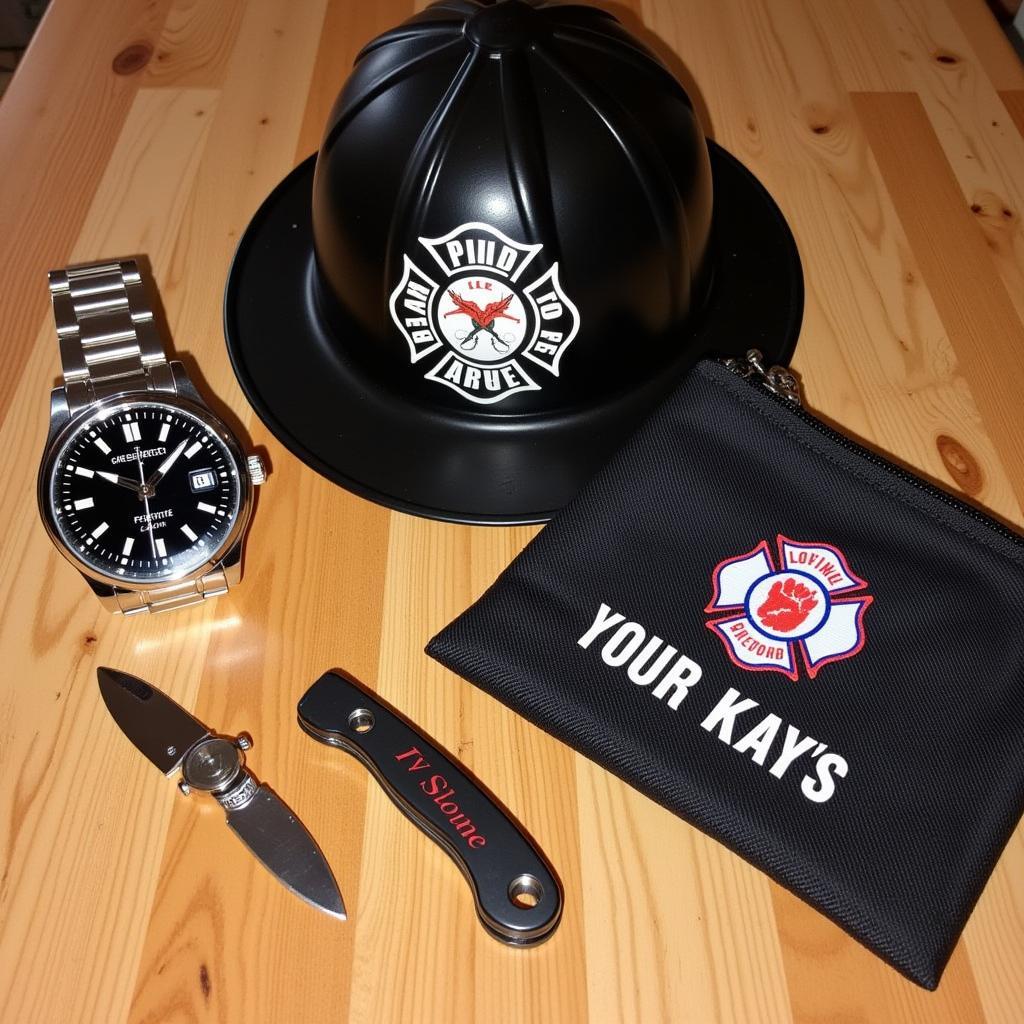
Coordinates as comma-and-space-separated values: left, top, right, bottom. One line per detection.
94, 438, 112, 455
197, 502, 217, 514
91, 521, 109, 539
184, 441, 202, 459
122, 421, 142, 443
181, 524, 198, 542
155, 538, 167, 557
122, 537, 135, 556
75, 467, 94, 478
73, 497, 94, 511
158, 422, 170, 442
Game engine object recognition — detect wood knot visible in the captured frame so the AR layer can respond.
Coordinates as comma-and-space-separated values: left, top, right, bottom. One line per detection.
970, 202, 983, 214
934, 51, 959, 65
936, 435, 982, 495
199, 963, 211, 1000
112, 42, 154, 75
810, 123, 830, 135
84, 633, 98, 647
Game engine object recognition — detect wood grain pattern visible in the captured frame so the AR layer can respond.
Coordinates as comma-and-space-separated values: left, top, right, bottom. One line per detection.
1, 0, 1024, 1021
999, 89, 1024, 136
852, 90, 1024, 514
0, 0, 175, 415
874, 1, 1024, 332
142, 0, 248, 90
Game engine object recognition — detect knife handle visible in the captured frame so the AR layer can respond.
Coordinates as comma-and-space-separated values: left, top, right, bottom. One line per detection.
297, 670, 562, 946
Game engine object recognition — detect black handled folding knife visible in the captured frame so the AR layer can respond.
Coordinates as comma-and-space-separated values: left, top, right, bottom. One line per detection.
297, 670, 562, 946
97, 667, 345, 920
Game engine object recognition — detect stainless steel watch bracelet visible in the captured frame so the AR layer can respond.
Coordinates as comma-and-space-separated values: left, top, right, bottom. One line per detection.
49, 259, 230, 614
49, 259, 176, 413
112, 568, 230, 615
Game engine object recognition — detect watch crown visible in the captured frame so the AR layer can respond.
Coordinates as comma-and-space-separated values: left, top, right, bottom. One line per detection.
236, 733, 253, 751
246, 454, 267, 485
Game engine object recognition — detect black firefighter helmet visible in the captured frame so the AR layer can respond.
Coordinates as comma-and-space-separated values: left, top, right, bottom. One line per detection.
224, 0, 803, 524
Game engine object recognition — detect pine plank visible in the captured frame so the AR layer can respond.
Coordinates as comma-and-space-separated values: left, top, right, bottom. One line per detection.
126, 464, 390, 1024
803, 0, 912, 93
2, 1, 1024, 1021
962, 829, 1024, 1024
0, 0, 175, 418
852, 90, 1024, 514
465, 526, 588, 1024
578, 755, 793, 1024
142, 0, 248, 89
295, 1, 411, 157
945, 0, 1024, 91
0, 85, 225, 1024
999, 89, 1024, 135
873, 0, 1024, 331
772, 886, 988, 1023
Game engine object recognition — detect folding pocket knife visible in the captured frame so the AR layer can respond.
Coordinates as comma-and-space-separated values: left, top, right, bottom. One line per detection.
98, 667, 344, 919
298, 670, 563, 946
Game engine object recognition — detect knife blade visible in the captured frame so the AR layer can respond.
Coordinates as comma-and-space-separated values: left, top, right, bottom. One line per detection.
97, 667, 345, 920
297, 670, 563, 946
97, 665, 209, 773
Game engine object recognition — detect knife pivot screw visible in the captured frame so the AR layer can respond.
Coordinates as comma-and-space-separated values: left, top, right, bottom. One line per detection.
236, 733, 253, 751
182, 737, 245, 792
178, 780, 192, 796
347, 709, 375, 734
167, 745, 177, 758
508, 874, 544, 911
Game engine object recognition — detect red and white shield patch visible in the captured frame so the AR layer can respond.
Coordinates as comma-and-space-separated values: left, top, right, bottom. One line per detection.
705, 535, 872, 681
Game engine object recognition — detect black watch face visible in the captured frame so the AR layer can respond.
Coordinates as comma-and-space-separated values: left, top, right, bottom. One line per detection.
46, 401, 244, 583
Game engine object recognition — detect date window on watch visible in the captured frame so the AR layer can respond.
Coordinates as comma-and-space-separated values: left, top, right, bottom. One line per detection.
189, 469, 217, 493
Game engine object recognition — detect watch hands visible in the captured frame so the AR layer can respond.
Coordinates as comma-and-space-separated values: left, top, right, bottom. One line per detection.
145, 438, 188, 493
95, 470, 144, 493
137, 450, 158, 559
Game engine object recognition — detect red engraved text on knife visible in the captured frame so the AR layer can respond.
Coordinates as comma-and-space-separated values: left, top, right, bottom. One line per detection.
395, 746, 488, 849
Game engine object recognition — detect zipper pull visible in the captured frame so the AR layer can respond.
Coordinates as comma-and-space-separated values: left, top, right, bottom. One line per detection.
723, 349, 803, 406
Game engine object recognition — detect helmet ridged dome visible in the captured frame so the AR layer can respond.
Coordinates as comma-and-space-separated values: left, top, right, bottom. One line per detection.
312, 0, 712, 414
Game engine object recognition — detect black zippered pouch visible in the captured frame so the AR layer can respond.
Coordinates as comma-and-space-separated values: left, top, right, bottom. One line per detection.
427, 355, 1024, 989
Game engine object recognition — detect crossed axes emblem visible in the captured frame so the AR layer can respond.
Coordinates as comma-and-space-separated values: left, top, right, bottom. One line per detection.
443, 290, 520, 352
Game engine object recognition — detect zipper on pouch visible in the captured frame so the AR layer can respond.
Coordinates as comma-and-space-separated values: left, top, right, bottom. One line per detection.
722, 349, 1024, 549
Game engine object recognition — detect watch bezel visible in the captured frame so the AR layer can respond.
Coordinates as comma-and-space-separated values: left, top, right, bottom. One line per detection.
38, 392, 254, 591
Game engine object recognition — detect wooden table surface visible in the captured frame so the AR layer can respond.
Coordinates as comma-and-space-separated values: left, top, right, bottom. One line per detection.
2, 0, 1024, 1021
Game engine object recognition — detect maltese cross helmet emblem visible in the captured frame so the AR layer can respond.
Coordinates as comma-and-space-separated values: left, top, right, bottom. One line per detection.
389, 221, 580, 405
705, 535, 873, 681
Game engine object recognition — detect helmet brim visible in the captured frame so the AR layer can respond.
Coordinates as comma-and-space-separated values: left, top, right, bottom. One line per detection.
224, 142, 803, 525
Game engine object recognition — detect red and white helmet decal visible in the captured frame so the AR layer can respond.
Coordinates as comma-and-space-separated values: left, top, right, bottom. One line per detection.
389, 222, 580, 404
705, 535, 872, 681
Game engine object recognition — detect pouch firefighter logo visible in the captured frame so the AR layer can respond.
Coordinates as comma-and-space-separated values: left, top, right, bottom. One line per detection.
705, 536, 873, 681
389, 222, 580, 404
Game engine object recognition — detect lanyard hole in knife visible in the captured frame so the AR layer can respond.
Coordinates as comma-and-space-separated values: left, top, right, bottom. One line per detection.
508, 874, 544, 910
347, 708, 375, 734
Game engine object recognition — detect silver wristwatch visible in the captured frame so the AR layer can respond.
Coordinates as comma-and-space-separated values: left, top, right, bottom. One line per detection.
37, 259, 267, 614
